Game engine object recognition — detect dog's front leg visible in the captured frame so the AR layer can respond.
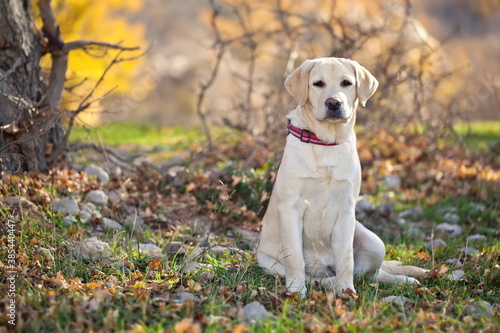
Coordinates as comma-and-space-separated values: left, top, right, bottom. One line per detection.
277, 203, 306, 298
330, 198, 356, 294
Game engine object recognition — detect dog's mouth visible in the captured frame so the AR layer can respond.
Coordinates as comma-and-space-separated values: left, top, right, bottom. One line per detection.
323, 110, 350, 123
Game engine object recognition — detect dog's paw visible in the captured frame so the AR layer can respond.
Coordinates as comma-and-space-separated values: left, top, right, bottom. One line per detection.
319, 276, 337, 290
287, 285, 306, 299
404, 276, 420, 285
334, 280, 356, 295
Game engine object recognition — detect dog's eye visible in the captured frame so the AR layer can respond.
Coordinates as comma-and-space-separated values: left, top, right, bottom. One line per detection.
313, 80, 325, 88
341, 80, 352, 87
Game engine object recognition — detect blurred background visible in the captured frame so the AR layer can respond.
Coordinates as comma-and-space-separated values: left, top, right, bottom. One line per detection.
48, 0, 500, 139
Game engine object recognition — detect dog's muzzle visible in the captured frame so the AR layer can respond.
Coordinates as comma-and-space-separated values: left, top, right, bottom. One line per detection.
325, 98, 347, 119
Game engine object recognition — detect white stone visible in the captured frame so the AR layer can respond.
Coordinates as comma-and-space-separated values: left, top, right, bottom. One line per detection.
86, 190, 109, 206
210, 246, 231, 257
468, 203, 486, 212
139, 243, 162, 254
50, 197, 79, 215
464, 301, 494, 319
101, 217, 122, 230
398, 207, 424, 221
380, 296, 413, 307
235, 228, 259, 245
444, 259, 463, 267
124, 214, 145, 229
443, 212, 460, 224
107, 191, 121, 204
79, 205, 93, 222
458, 247, 480, 256
77, 237, 111, 261
63, 215, 78, 226
467, 234, 487, 243
384, 175, 401, 189
426, 238, 446, 252
174, 292, 202, 304
181, 262, 212, 274
84, 165, 109, 184
37, 247, 54, 261
448, 270, 465, 281
403, 224, 425, 239
435, 223, 462, 237
239, 301, 270, 323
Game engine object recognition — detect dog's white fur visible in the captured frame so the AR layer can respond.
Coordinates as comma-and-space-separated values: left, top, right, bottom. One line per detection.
257, 57, 425, 297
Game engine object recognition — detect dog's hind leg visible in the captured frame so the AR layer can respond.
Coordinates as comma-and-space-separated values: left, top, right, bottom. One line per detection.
352, 221, 386, 276
374, 268, 419, 285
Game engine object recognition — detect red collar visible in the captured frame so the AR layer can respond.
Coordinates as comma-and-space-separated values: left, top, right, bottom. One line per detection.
288, 122, 339, 146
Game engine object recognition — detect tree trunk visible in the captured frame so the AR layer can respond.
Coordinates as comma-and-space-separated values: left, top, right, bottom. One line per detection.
0, 0, 61, 172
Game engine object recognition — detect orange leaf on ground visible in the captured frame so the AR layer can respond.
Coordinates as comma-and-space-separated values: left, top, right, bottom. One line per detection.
417, 252, 430, 260
174, 318, 200, 333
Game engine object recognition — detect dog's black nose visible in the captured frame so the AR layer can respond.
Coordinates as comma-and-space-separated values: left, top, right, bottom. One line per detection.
325, 98, 342, 111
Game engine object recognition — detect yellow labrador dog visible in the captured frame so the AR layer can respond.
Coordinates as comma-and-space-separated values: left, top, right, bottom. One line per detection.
257, 57, 425, 297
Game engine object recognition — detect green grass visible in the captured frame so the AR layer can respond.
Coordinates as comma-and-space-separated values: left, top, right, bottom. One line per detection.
454, 121, 500, 152
69, 123, 205, 146
69, 122, 241, 148
69, 121, 499, 158
2, 121, 499, 331
2, 196, 499, 332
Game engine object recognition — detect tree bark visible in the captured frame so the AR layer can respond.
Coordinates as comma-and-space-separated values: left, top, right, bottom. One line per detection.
0, 0, 61, 172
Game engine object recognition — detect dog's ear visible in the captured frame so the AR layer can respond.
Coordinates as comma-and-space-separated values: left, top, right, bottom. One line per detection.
285, 60, 316, 106
350, 60, 378, 107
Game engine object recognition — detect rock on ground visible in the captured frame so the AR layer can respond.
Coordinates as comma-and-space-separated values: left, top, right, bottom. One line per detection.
464, 301, 494, 319
403, 224, 425, 239
181, 262, 213, 274
398, 207, 423, 221
174, 292, 203, 304
444, 259, 463, 267
86, 190, 109, 206
384, 175, 401, 189
458, 247, 480, 256
380, 296, 413, 307
467, 234, 487, 243
435, 223, 462, 237
163, 241, 186, 255
426, 238, 447, 252
77, 237, 111, 261
63, 215, 78, 226
448, 270, 465, 281
101, 217, 123, 231
468, 203, 486, 212
107, 191, 121, 204
50, 197, 79, 215
124, 214, 145, 229
239, 301, 270, 323
37, 247, 54, 262
376, 203, 393, 218
84, 165, 110, 184
235, 228, 260, 249
139, 243, 162, 254
356, 199, 376, 214
79, 205, 93, 222
443, 212, 460, 224
2, 196, 47, 222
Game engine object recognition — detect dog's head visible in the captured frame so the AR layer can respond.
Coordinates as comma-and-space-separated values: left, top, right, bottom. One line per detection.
285, 58, 378, 124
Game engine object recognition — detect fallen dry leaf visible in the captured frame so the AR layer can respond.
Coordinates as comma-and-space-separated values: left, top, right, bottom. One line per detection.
174, 318, 200, 333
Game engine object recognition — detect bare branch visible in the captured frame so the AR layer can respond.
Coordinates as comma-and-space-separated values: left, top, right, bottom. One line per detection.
64, 40, 140, 52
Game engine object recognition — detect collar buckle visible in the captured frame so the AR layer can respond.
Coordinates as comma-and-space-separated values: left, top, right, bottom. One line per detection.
300, 129, 312, 143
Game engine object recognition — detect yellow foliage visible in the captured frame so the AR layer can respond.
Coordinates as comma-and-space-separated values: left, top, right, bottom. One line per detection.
34, 0, 145, 125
